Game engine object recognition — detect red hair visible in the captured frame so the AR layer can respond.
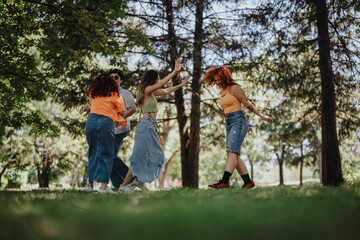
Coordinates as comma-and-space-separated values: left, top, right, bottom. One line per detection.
203, 66, 239, 89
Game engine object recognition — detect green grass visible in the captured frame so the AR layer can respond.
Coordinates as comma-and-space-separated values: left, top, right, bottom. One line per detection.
1, 184, 360, 240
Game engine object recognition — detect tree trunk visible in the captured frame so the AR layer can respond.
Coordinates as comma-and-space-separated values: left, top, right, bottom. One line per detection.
71, 154, 81, 188
249, 160, 254, 180
163, 0, 190, 188
163, 0, 204, 188
276, 147, 285, 186
82, 162, 88, 186
0, 166, 7, 187
159, 106, 172, 152
157, 106, 175, 189
184, 0, 204, 188
300, 158, 304, 186
316, 135, 323, 184
299, 142, 304, 186
158, 149, 180, 189
279, 159, 284, 186
315, 0, 343, 186
37, 150, 52, 188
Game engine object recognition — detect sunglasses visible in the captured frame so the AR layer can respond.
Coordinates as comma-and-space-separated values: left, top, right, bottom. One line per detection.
111, 75, 120, 80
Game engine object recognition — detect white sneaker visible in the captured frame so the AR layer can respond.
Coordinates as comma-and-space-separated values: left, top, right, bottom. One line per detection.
99, 186, 117, 194
131, 178, 148, 190
82, 184, 93, 192
118, 184, 135, 192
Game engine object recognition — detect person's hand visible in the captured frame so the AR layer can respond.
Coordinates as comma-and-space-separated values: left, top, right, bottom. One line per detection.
261, 115, 274, 122
180, 77, 188, 87
203, 68, 211, 73
80, 107, 90, 115
114, 121, 121, 128
174, 58, 183, 72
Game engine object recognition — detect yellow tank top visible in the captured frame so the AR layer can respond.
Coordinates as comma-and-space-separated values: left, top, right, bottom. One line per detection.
219, 86, 243, 114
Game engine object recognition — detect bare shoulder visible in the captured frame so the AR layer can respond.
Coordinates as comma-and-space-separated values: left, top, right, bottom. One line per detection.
229, 84, 244, 95
144, 85, 154, 95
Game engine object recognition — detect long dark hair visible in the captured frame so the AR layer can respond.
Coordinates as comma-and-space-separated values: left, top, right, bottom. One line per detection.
136, 70, 159, 105
87, 72, 119, 98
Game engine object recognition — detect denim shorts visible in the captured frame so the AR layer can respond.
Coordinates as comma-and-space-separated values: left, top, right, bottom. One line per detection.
225, 110, 248, 155
129, 115, 165, 183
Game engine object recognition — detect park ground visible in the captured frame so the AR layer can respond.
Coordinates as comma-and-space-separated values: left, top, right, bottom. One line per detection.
0, 183, 359, 240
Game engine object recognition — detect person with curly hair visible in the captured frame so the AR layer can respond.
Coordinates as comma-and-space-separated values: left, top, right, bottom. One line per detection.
108, 68, 137, 188
82, 72, 127, 194
203, 66, 273, 190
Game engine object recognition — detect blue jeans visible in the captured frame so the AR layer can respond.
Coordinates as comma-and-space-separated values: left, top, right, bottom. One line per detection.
85, 113, 115, 184
225, 110, 249, 156
110, 131, 130, 188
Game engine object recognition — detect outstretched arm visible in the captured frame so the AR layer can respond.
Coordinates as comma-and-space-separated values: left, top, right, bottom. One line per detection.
231, 85, 273, 122
153, 78, 188, 96
144, 59, 183, 95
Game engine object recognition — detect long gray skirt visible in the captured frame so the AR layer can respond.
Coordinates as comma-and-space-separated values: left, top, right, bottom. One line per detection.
129, 115, 165, 183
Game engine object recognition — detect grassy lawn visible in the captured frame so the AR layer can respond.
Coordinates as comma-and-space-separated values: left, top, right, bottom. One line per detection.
0, 184, 359, 240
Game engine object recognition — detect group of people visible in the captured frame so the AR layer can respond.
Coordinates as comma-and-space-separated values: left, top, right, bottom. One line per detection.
82, 59, 273, 194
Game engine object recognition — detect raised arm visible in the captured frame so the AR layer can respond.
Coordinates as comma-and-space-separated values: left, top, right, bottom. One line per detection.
144, 59, 183, 95
153, 77, 188, 96
231, 85, 273, 122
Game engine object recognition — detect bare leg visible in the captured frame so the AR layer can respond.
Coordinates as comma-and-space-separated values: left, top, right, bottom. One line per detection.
209, 152, 239, 188
225, 152, 238, 174
235, 155, 249, 175
100, 182, 107, 189
121, 169, 134, 186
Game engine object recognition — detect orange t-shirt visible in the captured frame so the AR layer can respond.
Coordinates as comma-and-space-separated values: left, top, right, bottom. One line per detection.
219, 86, 243, 114
89, 92, 127, 128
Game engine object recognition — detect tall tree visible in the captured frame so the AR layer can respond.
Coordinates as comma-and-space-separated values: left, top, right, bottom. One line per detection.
162, 0, 191, 187
0, 0, 146, 139
184, 0, 204, 187
127, 0, 207, 188
241, 0, 360, 186
314, 0, 343, 185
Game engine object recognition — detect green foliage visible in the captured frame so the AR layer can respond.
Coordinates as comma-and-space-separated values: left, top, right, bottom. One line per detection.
241, 0, 360, 138
3, 170, 22, 188
0, 0, 152, 138
334, 0, 360, 15
27, 167, 38, 185
341, 130, 360, 183
0, 131, 34, 171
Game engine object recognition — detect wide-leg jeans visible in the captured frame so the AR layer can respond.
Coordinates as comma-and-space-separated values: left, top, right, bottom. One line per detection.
85, 113, 115, 184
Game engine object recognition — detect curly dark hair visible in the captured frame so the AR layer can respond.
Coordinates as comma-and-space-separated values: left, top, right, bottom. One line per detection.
87, 72, 119, 98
